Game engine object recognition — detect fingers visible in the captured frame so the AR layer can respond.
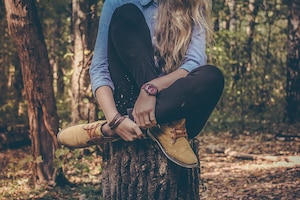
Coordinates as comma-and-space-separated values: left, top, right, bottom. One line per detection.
144, 111, 157, 128
132, 110, 156, 129
114, 118, 144, 141
132, 110, 145, 128
149, 111, 157, 125
131, 123, 144, 139
143, 110, 156, 128
143, 114, 151, 127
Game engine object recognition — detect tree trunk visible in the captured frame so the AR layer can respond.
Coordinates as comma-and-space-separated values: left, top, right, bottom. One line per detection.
226, 0, 237, 32
71, 0, 98, 124
49, 14, 65, 98
102, 139, 200, 200
4, 0, 60, 186
285, 0, 300, 123
246, 0, 259, 71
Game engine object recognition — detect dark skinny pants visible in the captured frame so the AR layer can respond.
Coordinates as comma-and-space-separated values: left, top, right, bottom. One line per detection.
107, 4, 224, 138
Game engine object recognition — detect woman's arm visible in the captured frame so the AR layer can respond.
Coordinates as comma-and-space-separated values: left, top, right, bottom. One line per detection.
90, 1, 144, 140
90, 0, 117, 96
133, 68, 188, 128
148, 68, 188, 92
95, 86, 119, 122
180, 24, 207, 72
133, 24, 207, 128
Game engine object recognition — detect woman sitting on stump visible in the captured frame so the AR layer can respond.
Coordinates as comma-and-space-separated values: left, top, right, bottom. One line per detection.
57, 0, 224, 168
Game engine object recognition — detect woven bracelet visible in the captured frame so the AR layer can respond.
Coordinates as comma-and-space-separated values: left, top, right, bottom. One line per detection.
110, 115, 125, 130
109, 113, 125, 130
108, 113, 121, 127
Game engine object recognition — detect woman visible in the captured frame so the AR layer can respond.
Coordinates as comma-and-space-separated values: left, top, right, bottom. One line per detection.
58, 0, 224, 168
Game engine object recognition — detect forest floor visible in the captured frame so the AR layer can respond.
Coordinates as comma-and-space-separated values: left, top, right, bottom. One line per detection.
198, 130, 300, 200
0, 127, 299, 200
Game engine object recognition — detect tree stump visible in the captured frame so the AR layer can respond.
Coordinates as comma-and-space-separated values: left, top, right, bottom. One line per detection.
102, 138, 200, 200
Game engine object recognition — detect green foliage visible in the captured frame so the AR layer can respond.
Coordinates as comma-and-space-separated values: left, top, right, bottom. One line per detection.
204, 0, 289, 132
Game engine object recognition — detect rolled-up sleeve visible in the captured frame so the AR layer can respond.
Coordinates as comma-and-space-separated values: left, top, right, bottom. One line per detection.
179, 24, 207, 72
89, 1, 116, 96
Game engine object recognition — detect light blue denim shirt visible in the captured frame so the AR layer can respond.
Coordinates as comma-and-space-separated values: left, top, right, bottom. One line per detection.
90, 0, 207, 96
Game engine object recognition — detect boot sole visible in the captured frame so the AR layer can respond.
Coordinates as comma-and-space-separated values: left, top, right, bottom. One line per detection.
146, 129, 199, 168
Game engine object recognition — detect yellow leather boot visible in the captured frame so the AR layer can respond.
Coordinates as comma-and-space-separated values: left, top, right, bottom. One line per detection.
57, 121, 120, 148
147, 119, 199, 168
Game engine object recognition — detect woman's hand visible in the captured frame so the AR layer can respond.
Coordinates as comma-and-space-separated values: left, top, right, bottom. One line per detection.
131, 69, 188, 129
95, 86, 144, 141
132, 89, 157, 129
113, 117, 144, 141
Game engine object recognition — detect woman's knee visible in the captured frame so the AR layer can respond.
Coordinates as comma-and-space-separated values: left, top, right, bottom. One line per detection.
192, 65, 224, 92
111, 4, 144, 28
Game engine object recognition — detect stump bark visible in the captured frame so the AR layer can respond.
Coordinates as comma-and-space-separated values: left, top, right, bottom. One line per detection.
102, 138, 200, 200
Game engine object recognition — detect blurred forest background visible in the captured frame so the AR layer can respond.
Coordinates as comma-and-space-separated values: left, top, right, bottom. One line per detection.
1, 0, 299, 133
0, 0, 300, 199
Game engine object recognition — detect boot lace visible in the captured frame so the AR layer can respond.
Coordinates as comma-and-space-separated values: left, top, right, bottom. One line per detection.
82, 122, 102, 139
170, 127, 188, 144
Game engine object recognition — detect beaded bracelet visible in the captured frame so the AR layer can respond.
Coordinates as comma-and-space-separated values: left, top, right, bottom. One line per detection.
109, 113, 126, 130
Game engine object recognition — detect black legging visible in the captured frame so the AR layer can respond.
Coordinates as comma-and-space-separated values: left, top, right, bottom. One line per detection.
107, 3, 224, 138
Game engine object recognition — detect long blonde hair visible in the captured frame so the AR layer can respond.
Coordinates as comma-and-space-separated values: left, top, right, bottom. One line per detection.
154, 0, 213, 73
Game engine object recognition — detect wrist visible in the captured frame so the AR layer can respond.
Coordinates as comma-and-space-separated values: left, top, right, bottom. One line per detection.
108, 112, 125, 129
141, 83, 158, 96
103, 110, 118, 122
